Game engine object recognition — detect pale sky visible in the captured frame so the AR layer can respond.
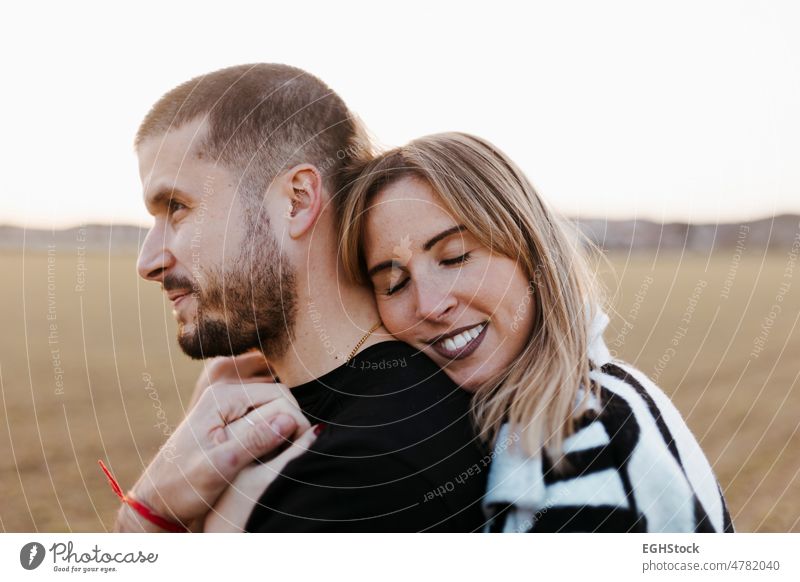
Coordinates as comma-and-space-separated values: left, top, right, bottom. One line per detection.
2, 0, 799, 228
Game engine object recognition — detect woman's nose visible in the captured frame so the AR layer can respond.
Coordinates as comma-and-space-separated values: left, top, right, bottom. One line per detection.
413, 277, 457, 322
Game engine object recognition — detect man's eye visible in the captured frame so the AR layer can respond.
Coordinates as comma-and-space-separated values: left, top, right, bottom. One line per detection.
386, 277, 409, 296
168, 200, 188, 214
441, 252, 472, 266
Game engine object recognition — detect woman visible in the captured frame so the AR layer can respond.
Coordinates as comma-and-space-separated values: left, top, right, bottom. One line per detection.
208, 132, 733, 532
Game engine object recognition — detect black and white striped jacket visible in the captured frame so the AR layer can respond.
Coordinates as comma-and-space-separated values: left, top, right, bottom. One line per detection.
483, 314, 734, 533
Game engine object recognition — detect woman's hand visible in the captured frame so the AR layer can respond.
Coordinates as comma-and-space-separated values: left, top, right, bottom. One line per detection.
203, 425, 319, 532
114, 381, 309, 532
188, 352, 277, 412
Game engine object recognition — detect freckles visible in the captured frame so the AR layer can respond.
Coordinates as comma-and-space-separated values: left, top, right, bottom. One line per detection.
378, 300, 412, 340
383, 304, 404, 329
363, 227, 389, 265
479, 264, 524, 311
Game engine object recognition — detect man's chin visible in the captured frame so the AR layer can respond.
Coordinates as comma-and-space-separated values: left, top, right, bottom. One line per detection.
175, 312, 291, 360
176, 321, 252, 360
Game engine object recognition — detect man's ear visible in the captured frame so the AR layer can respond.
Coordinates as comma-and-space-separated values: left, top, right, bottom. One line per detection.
285, 164, 324, 239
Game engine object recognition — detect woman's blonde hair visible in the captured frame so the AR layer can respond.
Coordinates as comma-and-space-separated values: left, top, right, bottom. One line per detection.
340, 132, 607, 461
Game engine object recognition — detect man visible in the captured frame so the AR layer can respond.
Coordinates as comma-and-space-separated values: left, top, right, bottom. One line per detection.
114, 64, 488, 532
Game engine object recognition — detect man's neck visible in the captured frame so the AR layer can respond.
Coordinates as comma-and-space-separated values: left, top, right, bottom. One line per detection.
265, 280, 391, 388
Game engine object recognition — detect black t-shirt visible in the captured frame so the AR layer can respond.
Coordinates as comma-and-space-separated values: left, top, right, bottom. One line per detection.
245, 341, 489, 532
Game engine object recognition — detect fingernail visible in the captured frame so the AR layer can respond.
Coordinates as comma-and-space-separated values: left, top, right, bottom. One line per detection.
314, 423, 326, 436
270, 415, 293, 435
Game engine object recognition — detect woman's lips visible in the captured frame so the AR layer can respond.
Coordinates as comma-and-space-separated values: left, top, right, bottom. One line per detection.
429, 322, 488, 361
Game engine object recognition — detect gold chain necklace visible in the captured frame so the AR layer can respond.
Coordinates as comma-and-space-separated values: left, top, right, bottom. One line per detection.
346, 321, 382, 362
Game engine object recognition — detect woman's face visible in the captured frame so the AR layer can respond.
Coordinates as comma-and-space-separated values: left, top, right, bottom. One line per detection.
363, 176, 537, 391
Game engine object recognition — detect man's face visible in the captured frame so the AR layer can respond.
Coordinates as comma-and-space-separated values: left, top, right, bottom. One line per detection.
136, 118, 297, 359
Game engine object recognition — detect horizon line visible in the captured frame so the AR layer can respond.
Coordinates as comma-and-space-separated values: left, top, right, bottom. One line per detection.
2, 212, 799, 232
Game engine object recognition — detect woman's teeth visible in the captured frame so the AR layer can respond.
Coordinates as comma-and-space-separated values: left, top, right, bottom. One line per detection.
439, 323, 485, 351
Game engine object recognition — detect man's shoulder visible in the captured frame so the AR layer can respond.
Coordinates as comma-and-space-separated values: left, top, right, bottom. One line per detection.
337, 341, 473, 426
248, 341, 488, 531
345, 340, 449, 385
325, 342, 486, 495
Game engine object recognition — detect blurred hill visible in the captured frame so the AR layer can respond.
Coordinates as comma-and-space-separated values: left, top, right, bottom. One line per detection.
573, 214, 800, 252
2, 215, 798, 253
0, 224, 145, 253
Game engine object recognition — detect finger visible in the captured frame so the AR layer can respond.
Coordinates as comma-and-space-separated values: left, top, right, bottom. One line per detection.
235, 375, 276, 385
200, 382, 295, 423
270, 425, 319, 469
190, 356, 255, 412
210, 414, 298, 480
225, 398, 310, 445
206, 352, 274, 384
187, 362, 225, 411
226, 351, 275, 380
187, 378, 211, 412
233, 425, 319, 485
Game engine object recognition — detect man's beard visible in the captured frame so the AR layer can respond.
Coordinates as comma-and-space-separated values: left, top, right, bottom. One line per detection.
166, 217, 298, 360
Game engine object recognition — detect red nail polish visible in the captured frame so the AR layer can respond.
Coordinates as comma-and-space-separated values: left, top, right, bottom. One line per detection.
314, 423, 326, 436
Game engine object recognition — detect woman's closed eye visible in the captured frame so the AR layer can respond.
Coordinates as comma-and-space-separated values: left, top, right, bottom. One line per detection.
373, 267, 410, 296
440, 251, 472, 266
386, 277, 409, 296
384, 252, 472, 296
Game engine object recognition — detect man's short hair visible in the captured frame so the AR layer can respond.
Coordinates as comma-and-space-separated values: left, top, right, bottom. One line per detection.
136, 63, 370, 216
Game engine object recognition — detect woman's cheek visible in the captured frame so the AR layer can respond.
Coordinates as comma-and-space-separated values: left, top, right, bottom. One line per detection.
376, 299, 404, 339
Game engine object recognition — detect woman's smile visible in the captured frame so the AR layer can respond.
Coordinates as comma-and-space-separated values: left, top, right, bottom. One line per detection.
426, 321, 489, 360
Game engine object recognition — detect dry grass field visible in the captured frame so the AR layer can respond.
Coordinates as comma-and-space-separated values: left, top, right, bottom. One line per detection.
1, 244, 798, 532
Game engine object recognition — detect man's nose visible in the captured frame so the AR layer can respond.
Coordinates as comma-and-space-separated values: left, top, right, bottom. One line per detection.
136, 226, 174, 282
414, 278, 457, 322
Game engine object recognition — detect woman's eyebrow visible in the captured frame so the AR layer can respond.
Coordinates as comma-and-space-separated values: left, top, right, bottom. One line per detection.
367, 259, 403, 278
367, 225, 468, 278
423, 224, 467, 251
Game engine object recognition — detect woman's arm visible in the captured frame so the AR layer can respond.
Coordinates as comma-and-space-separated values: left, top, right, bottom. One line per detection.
204, 426, 319, 532
112, 382, 307, 532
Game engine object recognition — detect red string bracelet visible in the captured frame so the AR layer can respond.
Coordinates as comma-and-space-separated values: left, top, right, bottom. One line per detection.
98, 460, 187, 533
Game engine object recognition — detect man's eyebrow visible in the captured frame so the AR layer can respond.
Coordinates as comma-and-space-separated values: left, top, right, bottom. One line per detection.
423, 224, 467, 251
146, 187, 193, 211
